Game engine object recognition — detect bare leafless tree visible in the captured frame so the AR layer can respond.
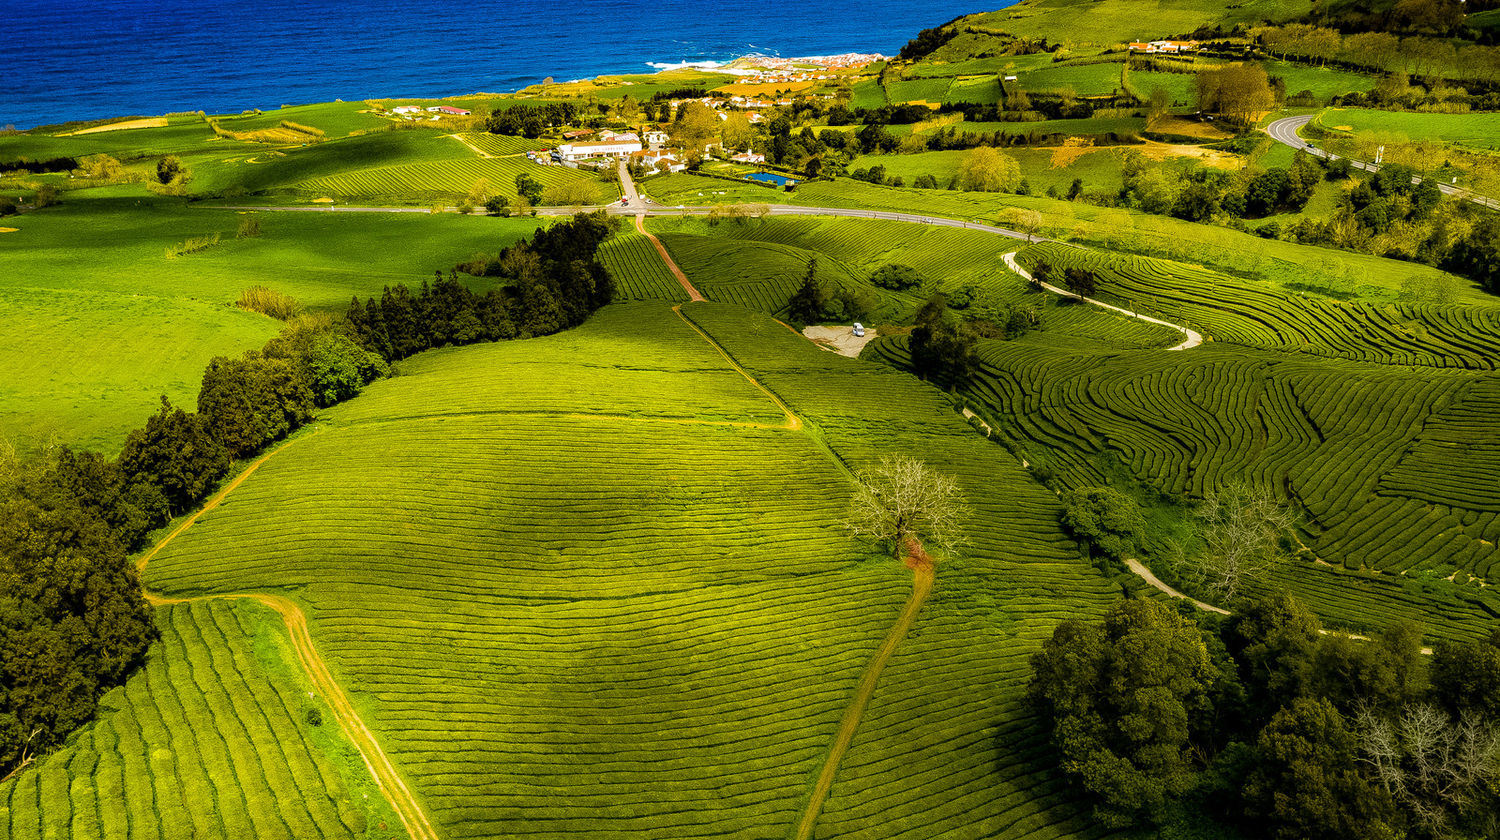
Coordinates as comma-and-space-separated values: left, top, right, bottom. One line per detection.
1357, 703, 1500, 836
1194, 481, 1298, 599
846, 455, 970, 561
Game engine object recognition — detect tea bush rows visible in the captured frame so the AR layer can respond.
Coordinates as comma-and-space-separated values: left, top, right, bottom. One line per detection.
296, 156, 607, 201
597, 233, 689, 302
0, 600, 380, 840
1018, 242, 1500, 369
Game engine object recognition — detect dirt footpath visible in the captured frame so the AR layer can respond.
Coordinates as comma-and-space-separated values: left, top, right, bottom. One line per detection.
803, 325, 876, 358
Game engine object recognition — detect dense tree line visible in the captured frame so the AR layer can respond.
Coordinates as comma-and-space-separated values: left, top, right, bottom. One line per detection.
0, 306, 390, 779
348, 212, 617, 361
0, 157, 79, 175
1032, 594, 1500, 839
486, 102, 580, 138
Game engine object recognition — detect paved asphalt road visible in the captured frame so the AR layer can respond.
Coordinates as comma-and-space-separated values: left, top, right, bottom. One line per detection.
1264, 114, 1499, 210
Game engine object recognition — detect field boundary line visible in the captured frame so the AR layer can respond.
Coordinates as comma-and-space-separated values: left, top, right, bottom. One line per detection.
447, 133, 493, 159
337, 408, 792, 431
136, 430, 316, 573
136, 427, 441, 840
636, 215, 705, 301
672, 305, 802, 431
792, 559, 936, 840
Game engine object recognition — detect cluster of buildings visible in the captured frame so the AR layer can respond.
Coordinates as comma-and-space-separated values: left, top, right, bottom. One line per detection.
530, 125, 762, 174
1127, 40, 1200, 54
389, 104, 473, 118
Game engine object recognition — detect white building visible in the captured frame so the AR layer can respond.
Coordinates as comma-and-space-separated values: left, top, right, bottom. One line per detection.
392, 105, 422, 114
644, 130, 669, 148
557, 133, 642, 162
731, 150, 766, 164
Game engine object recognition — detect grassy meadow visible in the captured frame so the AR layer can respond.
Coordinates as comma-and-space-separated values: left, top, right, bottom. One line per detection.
0, 193, 545, 452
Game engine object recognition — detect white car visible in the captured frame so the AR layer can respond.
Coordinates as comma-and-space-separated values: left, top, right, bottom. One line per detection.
852, 323, 865, 338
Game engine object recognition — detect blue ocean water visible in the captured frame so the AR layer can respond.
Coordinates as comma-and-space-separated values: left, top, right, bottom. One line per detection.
5, 0, 1001, 130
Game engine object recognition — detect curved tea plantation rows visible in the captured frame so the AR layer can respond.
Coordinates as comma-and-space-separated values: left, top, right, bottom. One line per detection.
136, 298, 1121, 840
656, 232, 865, 314
879, 328, 1500, 641
597, 233, 690, 302
1017, 242, 1500, 369
295, 156, 611, 201
0, 599, 393, 840
681, 216, 1035, 306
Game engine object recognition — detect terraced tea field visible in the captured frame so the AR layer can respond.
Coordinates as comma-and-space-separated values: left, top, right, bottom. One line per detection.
67, 297, 1119, 840
295, 155, 611, 201
1017, 242, 1500, 369
0, 599, 397, 840
597, 232, 690, 302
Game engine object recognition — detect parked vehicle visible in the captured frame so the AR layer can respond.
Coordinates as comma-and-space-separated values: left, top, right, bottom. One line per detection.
852, 322, 865, 337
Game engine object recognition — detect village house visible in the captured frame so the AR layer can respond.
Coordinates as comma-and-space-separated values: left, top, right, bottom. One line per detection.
644, 129, 669, 148
730, 149, 765, 164
427, 105, 471, 116
1128, 40, 1199, 54
392, 105, 422, 114
631, 148, 686, 173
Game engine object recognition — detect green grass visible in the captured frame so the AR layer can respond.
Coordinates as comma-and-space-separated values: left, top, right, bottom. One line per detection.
209, 101, 393, 138
850, 79, 889, 109
1319, 108, 1500, 151
0, 598, 400, 840
0, 194, 546, 453
850, 147, 1127, 194
635, 171, 787, 206
786, 180, 1482, 304
968, 0, 1312, 45
597, 231, 689, 301
294, 155, 613, 202
134, 297, 1118, 839
946, 116, 1146, 138
1263, 61, 1378, 102
1017, 61, 1125, 96
885, 77, 953, 104
1124, 69, 1199, 107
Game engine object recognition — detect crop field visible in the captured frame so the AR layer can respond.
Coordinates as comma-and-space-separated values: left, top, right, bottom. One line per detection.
892, 327, 1500, 641
1017, 61, 1124, 96
1262, 61, 1377, 102
454, 132, 545, 156
0, 196, 544, 452
884, 77, 954, 104
787, 181, 1484, 304
656, 229, 863, 313
851, 147, 1127, 194
122, 298, 1120, 838
0, 117, 225, 160
944, 75, 1006, 104
294, 156, 612, 201
968, 0, 1311, 45
637, 172, 786, 206
1016, 242, 1500, 369
1123, 69, 1199, 107
0, 598, 395, 840
597, 232, 691, 301
946, 116, 1146, 138
850, 79, 889, 109
1320, 108, 1500, 151
668, 215, 1027, 306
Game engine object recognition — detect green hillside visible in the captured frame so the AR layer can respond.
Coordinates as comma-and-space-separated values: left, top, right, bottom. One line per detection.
127, 300, 1118, 839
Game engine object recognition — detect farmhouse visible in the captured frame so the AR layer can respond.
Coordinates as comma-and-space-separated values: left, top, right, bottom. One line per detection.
427, 105, 471, 116
556, 132, 642, 162
730, 149, 765, 164
1128, 40, 1199, 53
392, 105, 422, 114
